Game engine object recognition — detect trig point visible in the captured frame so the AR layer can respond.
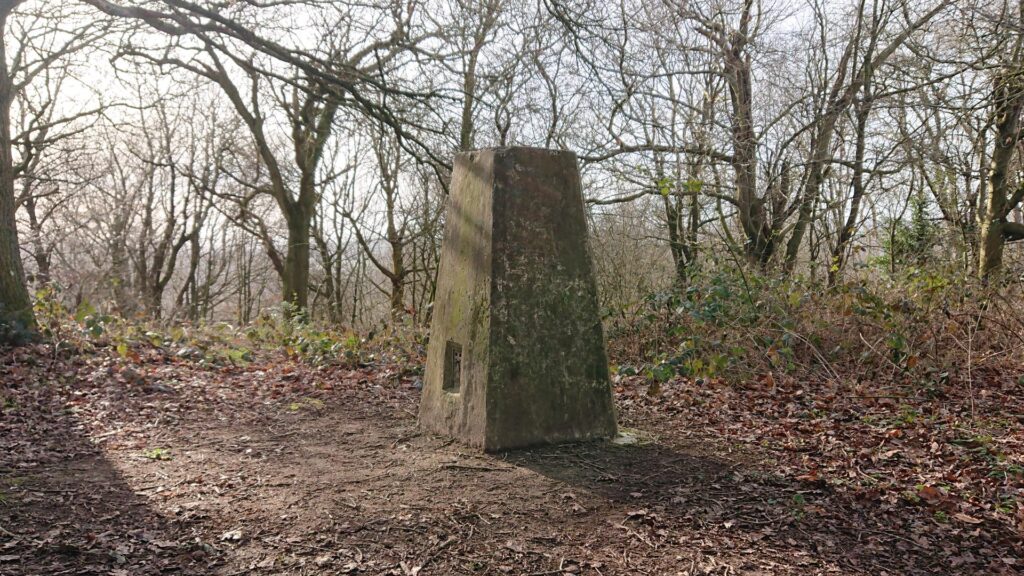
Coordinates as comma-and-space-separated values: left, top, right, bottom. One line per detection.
419, 147, 617, 451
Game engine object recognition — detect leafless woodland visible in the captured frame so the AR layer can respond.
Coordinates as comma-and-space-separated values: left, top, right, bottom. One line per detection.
0, 0, 1021, 332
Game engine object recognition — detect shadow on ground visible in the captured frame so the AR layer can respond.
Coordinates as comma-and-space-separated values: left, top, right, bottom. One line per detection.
506, 438, 1019, 575
0, 353, 221, 575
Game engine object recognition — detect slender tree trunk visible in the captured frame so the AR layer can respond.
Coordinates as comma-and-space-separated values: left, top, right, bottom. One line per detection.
663, 194, 687, 286
386, 198, 406, 318
459, 52, 478, 151
830, 82, 873, 285
784, 120, 837, 270
783, 38, 857, 272
312, 226, 339, 323
23, 194, 50, 286
144, 285, 163, 320
187, 229, 202, 322
659, 154, 698, 287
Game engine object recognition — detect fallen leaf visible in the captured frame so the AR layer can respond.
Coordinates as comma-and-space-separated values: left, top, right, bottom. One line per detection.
953, 513, 983, 524
918, 485, 943, 503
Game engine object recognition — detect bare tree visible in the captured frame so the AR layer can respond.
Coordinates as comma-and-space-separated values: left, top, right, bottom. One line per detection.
84, 0, 439, 315
347, 121, 441, 319
0, 0, 107, 337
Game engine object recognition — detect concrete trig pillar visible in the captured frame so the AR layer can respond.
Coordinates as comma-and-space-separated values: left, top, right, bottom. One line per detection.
418, 147, 617, 451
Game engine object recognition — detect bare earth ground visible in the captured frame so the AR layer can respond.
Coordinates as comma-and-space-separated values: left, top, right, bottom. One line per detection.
1, 343, 1023, 575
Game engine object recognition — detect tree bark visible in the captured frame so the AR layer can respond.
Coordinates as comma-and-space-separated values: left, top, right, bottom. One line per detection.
282, 204, 313, 313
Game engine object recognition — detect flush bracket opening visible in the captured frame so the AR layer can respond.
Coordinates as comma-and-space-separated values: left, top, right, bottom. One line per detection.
442, 340, 463, 393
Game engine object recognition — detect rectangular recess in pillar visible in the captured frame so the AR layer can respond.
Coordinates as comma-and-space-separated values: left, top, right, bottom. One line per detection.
442, 340, 463, 393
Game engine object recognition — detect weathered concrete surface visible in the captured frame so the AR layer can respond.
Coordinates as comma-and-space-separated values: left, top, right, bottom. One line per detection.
419, 147, 617, 451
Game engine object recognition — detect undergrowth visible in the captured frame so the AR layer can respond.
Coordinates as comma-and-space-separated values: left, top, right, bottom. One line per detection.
14, 270, 1024, 397
22, 288, 408, 369
605, 267, 1024, 392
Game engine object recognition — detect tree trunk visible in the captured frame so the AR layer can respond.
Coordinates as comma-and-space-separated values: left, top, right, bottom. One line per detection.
784, 121, 836, 270
659, 154, 698, 287
386, 199, 405, 319
829, 82, 873, 286
389, 274, 404, 319
459, 53, 478, 151
312, 225, 339, 323
726, 50, 772, 265
0, 5, 36, 337
23, 194, 50, 286
282, 207, 312, 314
978, 68, 1024, 278
663, 194, 687, 286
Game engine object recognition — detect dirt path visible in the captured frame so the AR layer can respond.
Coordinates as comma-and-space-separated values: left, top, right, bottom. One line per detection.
1, 344, 1021, 575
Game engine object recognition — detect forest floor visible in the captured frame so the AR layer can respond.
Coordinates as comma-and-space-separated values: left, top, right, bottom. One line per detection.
1, 341, 1022, 576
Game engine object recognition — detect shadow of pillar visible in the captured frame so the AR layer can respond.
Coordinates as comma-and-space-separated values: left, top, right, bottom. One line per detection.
503, 439, 1022, 575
